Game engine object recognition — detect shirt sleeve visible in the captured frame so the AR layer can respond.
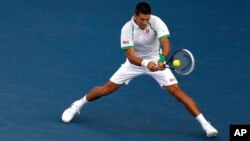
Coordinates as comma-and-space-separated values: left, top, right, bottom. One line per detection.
120, 22, 134, 50
150, 16, 170, 39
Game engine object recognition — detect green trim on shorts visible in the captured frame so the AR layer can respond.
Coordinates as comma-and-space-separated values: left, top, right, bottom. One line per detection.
121, 46, 134, 50
159, 35, 170, 40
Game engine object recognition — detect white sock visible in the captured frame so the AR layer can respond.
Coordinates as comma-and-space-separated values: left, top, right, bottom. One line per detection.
81, 95, 88, 104
196, 113, 209, 129
76, 95, 89, 109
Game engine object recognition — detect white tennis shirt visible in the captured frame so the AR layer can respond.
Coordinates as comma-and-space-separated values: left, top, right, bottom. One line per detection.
120, 15, 170, 61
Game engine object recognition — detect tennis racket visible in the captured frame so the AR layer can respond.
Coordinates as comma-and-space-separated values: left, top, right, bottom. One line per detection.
164, 49, 195, 75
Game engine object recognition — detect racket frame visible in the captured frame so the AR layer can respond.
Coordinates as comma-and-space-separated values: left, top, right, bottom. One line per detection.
164, 49, 195, 75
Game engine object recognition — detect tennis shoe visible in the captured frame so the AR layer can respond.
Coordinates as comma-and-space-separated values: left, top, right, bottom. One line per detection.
203, 122, 218, 137
61, 100, 82, 123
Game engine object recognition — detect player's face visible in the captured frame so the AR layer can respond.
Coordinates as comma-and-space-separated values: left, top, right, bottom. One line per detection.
134, 13, 151, 30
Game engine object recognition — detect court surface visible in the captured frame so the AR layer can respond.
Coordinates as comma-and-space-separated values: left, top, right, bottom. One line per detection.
1, 0, 250, 141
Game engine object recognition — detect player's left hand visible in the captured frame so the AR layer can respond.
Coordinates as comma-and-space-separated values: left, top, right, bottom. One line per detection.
157, 62, 165, 71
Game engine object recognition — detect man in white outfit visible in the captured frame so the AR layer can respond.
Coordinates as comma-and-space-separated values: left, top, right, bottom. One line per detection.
62, 2, 218, 137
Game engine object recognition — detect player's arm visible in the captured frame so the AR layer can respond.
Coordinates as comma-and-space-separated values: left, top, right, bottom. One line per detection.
151, 16, 171, 70
160, 37, 171, 57
158, 37, 171, 70
124, 48, 142, 66
124, 48, 158, 71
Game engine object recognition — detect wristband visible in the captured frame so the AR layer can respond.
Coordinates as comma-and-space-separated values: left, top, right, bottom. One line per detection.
159, 55, 166, 62
141, 59, 150, 67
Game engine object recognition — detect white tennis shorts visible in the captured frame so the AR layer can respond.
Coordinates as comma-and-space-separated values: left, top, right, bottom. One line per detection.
110, 61, 178, 87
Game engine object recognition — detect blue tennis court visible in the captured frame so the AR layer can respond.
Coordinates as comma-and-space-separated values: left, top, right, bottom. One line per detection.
1, 0, 250, 141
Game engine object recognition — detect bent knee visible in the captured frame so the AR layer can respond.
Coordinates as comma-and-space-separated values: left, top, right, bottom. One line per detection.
101, 86, 112, 95
166, 84, 184, 101
166, 84, 180, 94
100, 82, 120, 96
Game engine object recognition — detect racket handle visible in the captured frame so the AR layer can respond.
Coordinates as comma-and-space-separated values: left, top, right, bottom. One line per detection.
164, 64, 172, 69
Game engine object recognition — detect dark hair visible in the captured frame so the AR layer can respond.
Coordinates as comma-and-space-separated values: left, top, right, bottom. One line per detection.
135, 2, 151, 15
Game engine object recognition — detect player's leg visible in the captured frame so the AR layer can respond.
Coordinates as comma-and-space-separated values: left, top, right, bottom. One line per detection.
148, 69, 218, 137
165, 83, 200, 117
62, 62, 143, 123
165, 84, 218, 137
61, 81, 121, 123
148, 69, 200, 116
86, 81, 122, 102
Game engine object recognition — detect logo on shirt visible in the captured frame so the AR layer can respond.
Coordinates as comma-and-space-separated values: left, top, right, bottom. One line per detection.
123, 41, 129, 44
146, 28, 150, 34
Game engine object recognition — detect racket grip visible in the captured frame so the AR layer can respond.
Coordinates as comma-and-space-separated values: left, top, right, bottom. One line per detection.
164, 64, 170, 68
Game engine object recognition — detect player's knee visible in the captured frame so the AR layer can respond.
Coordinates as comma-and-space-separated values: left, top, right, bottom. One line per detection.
100, 85, 113, 96
166, 84, 179, 95
166, 85, 183, 101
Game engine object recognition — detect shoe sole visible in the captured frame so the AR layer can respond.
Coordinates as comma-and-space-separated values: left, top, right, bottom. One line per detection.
207, 132, 218, 137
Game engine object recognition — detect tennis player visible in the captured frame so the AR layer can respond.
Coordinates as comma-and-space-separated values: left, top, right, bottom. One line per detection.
62, 2, 218, 137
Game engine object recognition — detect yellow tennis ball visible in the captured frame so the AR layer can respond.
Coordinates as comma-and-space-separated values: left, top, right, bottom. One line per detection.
172, 60, 181, 68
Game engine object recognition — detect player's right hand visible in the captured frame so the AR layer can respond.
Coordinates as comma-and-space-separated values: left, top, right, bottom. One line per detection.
147, 62, 158, 72
157, 62, 165, 71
